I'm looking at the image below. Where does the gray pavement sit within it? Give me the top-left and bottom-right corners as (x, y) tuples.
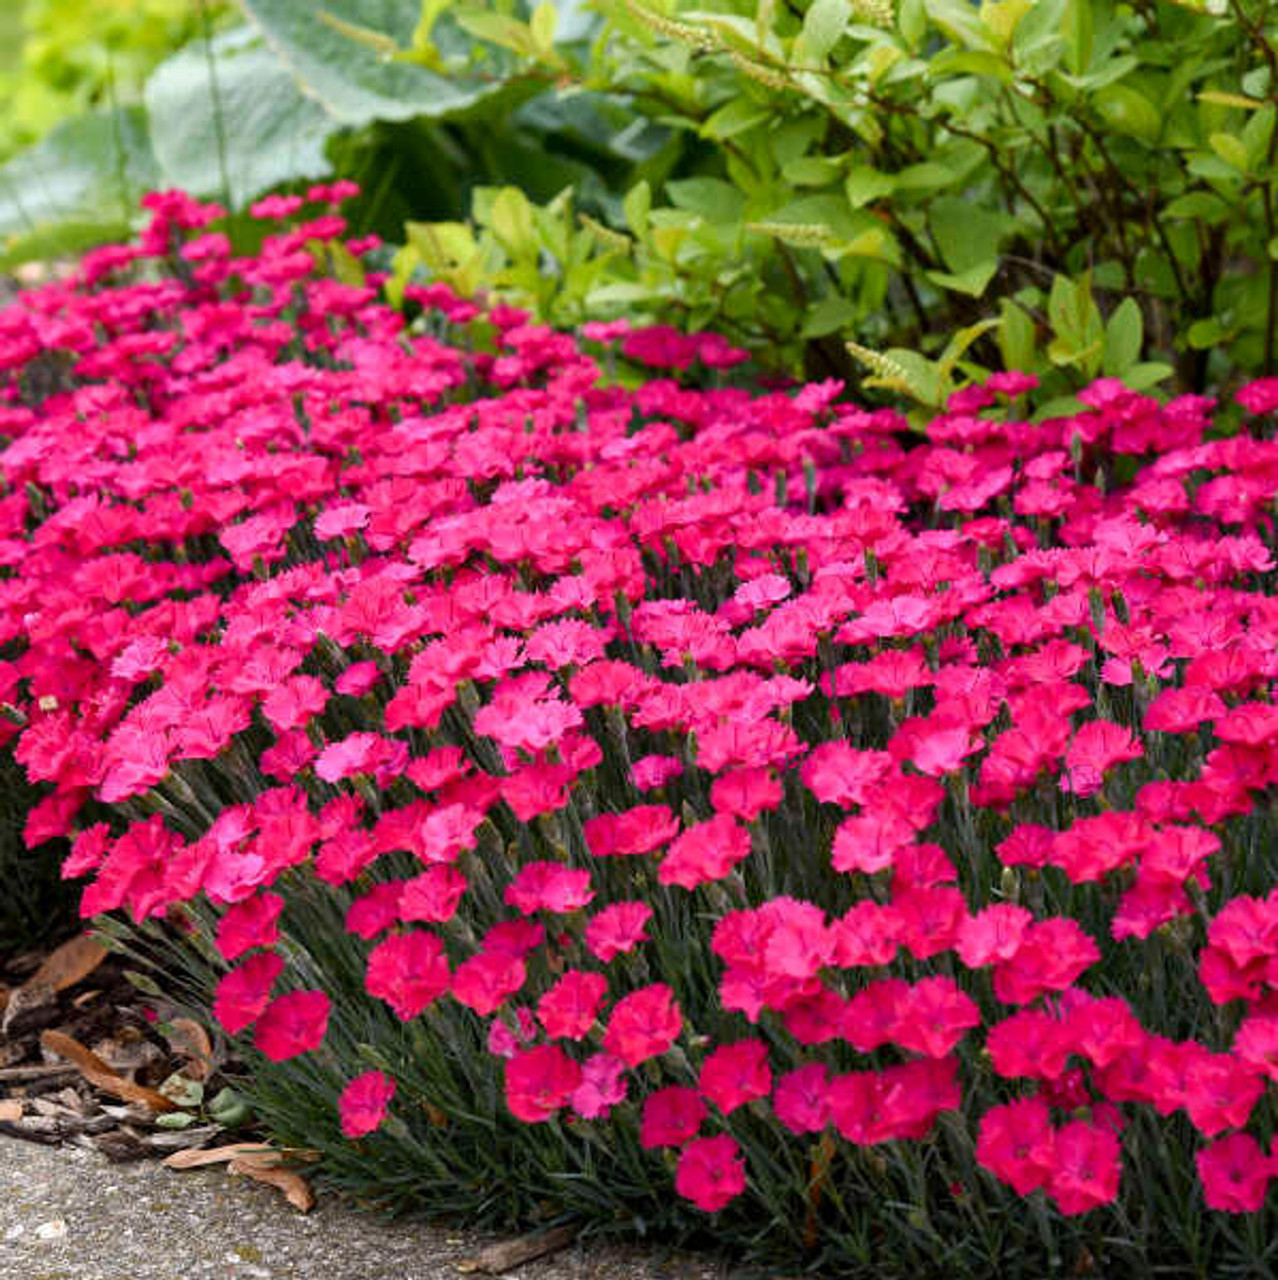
(0, 1136), (731, 1280)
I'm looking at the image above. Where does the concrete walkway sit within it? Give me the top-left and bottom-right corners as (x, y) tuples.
(0, 1136), (730, 1280)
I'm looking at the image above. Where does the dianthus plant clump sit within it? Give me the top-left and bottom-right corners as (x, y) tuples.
(4, 187), (1278, 1271)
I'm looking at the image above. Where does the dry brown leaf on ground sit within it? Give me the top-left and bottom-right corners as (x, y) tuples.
(39, 1030), (177, 1112)
(163, 1018), (214, 1081)
(227, 1153), (315, 1212)
(28, 935), (107, 994)
(1, 936), (107, 1038)
(162, 1142), (275, 1170)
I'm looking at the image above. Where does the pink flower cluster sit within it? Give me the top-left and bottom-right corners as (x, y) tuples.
(6, 188), (1278, 1221)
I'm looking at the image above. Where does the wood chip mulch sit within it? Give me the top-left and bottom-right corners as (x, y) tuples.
(0, 932), (232, 1163)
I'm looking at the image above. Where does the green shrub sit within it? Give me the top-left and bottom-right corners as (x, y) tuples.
(0, 1), (676, 275)
(376, 0), (1278, 401)
(8, 0), (1275, 401)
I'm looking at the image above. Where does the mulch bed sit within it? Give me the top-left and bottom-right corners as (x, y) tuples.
(0, 934), (234, 1162)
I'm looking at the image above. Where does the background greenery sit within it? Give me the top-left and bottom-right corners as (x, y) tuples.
(0, 0), (1271, 411)
(3, 0), (1274, 407)
(0, 1), (238, 158)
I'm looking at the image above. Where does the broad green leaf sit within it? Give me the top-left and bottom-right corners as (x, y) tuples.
(930, 196), (1014, 275)
(756, 0), (778, 42)
(1102, 297), (1143, 374)
(747, 220), (838, 248)
(794, 0), (851, 63)
(937, 317), (1000, 380)
(863, 44), (906, 86)
(0, 106), (158, 254)
(454, 11), (540, 58)
(666, 177), (745, 222)
(848, 341), (944, 407)
(761, 193), (870, 241)
(309, 238), (368, 287)
(772, 117), (828, 167)
(1093, 84), (1160, 144)
(893, 161), (960, 192)
(1209, 131), (1249, 171)
(929, 49), (1014, 81)
(624, 181), (652, 238)
(454, 6), (567, 68)
(207, 1087), (251, 1127)
(548, 0), (597, 43)
(406, 220), (478, 269)
(1243, 104), (1275, 168)
(783, 156), (845, 185)
(586, 281), (658, 307)
(1063, 0), (1092, 76)
(801, 294), (860, 337)
(513, 92), (666, 163)
(879, 348), (945, 406)
(1163, 191), (1232, 222)
(827, 226), (891, 262)
(145, 27), (340, 207)
(1187, 316), (1232, 347)
(386, 242), (419, 309)
(1123, 361), (1174, 390)
(1048, 334), (1103, 368)
(478, 129), (597, 205)
(650, 223), (689, 262)
(898, 0), (927, 48)
(998, 298), (1037, 372)
(1243, 66), (1271, 97)
(701, 97), (772, 140)
(1186, 152), (1245, 182)
(239, 0), (514, 125)
(1054, 53), (1138, 91)
(1011, 0), (1065, 64)
(405, 0), (451, 67)
(845, 167), (896, 207)
(980, 0), (1032, 46)
(926, 262), (999, 296)
(531, 1), (559, 52)
(1047, 273), (1085, 339)
(1047, 272), (1103, 372)
(925, 0), (996, 50)
(489, 187), (536, 254)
